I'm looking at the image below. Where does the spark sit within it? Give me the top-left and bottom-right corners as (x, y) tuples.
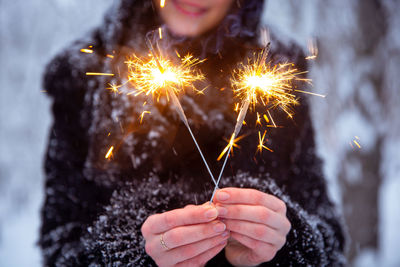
(217, 134), (246, 161)
(80, 48), (93, 54)
(139, 111), (151, 124)
(305, 55), (317, 60)
(353, 140), (361, 149)
(158, 27), (163, 39)
(294, 89), (325, 98)
(107, 83), (121, 94)
(267, 110), (277, 128)
(125, 54), (204, 100)
(86, 72), (114, 76)
(107, 54), (114, 59)
(351, 136), (362, 149)
(234, 103), (240, 112)
(160, 0), (165, 8)
(105, 146), (114, 159)
(256, 112), (262, 126)
(306, 38), (318, 60)
(257, 130), (273, 154)
(263, 114), (269, 123)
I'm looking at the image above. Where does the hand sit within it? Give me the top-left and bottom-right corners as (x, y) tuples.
(141, 203), (230, 267)
(214, 188), (291, 266)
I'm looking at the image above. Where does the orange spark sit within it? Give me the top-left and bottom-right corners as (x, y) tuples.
(86, 72), (114, 76)
(257, 130), (273, 154)
(217, 134), (246, 161)
(267, 110), (277, 128)
(158, 27), (163, 39)
(353, 140), (361, 149)
(139, 111), (151, 124)
(107, 83), (121, 94)
(80, 48), (93, 54)
(234, 103), (240, 113)
(256, 112), (262, 126)
(105, 146), (114, 159)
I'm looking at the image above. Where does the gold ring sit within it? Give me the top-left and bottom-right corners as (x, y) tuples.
(160, 233), (170, 250)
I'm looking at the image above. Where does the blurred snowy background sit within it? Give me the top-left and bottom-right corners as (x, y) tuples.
(0, 0), (399, 266)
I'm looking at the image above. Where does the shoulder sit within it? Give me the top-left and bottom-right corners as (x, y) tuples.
(268, 28), (307, 70)
(43, 29), (105, 100)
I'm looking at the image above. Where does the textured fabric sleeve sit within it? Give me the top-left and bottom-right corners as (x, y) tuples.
(80, 176), (196, 266)
(211, 173), (346, 267)
(39, 51), (116, 266)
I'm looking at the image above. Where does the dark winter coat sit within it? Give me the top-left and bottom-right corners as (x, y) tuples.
(39, 0), (346, 266)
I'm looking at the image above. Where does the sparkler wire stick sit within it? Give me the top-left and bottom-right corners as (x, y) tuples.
(209, 100), (249, 203)
(145, 37), (217, 186)
(168, 89), (217, 186)
(209, 45), (270, 203)
(210, 43), (276, 203)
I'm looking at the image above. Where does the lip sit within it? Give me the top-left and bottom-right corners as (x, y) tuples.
(172, 0), (208, 17)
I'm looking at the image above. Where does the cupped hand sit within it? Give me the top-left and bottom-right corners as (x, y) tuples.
(214, 188), (291, 267)
(141, 203), (230, 267)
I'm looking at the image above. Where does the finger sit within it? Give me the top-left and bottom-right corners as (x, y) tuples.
(230, 232), (278, 262)
(216, 204), (290, 234)
(155, 231), (230, 266)
(159, 220), (226, 249)
(215, 188), (287, 214)
(175, 239), (228, 267)
(224, 219), (285, 247)
(142, 204), (218, 235)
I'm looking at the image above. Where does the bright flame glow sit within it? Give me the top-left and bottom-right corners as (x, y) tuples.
(231, 49), (310, 118)
(125, 54), (204, 101)
(160, 0), (165, 8)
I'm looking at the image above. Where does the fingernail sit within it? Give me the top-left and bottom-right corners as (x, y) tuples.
(219, 239), (228, 246)
(216, 206), (228, 216)
(217, 191), (230, 201)
(213, 222), (226, 232)
(221, 230), (230, 238)
(205, 208), (218, 219)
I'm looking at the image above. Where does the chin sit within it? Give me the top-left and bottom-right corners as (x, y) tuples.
(168, 23), (203, 37)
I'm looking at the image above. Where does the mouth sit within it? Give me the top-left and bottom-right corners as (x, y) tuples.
(172, 0), (208, 17)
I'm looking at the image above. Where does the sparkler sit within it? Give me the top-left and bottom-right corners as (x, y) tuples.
(210, 45), (313, 202)
(124, 35), (218, 186)
(160, 0), (166, 8)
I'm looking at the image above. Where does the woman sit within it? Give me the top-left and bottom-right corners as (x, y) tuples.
(40, 0), (346, 266)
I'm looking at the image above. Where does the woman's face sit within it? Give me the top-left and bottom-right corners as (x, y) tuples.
(156, 0), (234, 37)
